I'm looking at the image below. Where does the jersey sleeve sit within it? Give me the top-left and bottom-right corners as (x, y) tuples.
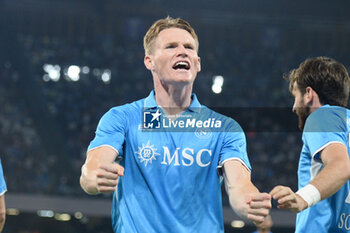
(303, 107), (348, 161)
(88, 107), (128, 156)
(217, 119), (251, 171)
(0, 159), (7, 195)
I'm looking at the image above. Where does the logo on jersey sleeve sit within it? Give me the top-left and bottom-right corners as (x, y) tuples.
(135, 141), (160, 166)
(346, 191), (350, 204)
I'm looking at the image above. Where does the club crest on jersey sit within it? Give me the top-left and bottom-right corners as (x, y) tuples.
(195, 128), (212, 139)
(135, 141), (160, 166)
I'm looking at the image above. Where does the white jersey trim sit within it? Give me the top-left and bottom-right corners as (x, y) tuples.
(311, 141), (345, 159)
(310, 141), (345, 180)
(310, 159), (323, 181)
(346, 192), (350, 204)
(0, 189), (7, 196)
(217, 157), (251, 172)
(87, 145), (120, 155)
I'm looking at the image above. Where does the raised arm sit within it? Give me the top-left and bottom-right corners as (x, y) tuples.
(223, 160), (271, 224)
(271, 143), (350, 212)
(80, 146), (124, 195)
(0, 194), (5, 232)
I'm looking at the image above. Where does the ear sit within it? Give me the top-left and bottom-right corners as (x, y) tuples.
(304, 86), (315, 105)
(196, 56), (201, 72)
(144, 55), (154, 71)
(304, 86), (323, 109)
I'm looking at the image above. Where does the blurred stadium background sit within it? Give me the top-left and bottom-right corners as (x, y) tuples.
(1, 0), (350, 232)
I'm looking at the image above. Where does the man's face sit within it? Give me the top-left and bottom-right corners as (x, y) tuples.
(292, 82), (310, 131)
(145, 28), (201, 86)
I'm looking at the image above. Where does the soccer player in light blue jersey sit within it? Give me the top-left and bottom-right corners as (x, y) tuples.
(80, 16), (271, 233)
(0, 159), (7, 232)
(270, 57), (350, 232)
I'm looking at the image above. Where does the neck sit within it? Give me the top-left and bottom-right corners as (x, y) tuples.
(308, 101), (322, 114)
(306, 89), (322, 114)
(153, 78), (193, 115)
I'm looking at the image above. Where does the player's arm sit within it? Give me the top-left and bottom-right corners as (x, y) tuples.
(0, 194), (5, 232)
(80, 146), (124, 195)
(223, 160), (271, 224)
(311, 143), (350, 198)
(271, 143), (350, 212)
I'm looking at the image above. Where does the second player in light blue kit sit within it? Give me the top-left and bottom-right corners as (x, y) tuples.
(0, 159), (7, 232)
(271, 57), (350, 232)
(80, 16), (271, 233)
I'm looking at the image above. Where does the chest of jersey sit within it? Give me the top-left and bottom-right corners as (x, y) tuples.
(125, 124), (221, 169)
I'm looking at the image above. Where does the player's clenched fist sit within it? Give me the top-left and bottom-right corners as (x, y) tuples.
(80, 146), (122, 195)
(96, 163), (124, 193)
(246, 193), (271, 224)
(270, 185), (308, 213)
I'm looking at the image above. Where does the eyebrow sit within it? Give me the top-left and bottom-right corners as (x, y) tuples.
(183, 42), (194, 48)
(164, 42), (195, 48)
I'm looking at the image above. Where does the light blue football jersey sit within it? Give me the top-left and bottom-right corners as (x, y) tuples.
(88, 91), (251, 233)
(0, 159), (7, 195)
(296, 105), (350, 233)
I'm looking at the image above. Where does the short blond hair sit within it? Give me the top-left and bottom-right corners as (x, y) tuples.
(143, 16), (199, 55)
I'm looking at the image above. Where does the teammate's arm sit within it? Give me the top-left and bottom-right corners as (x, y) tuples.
(271, 143), (350, 212)
(311, 143), (350, 199)
(223, 160), (271, 224)
(0, 194), (5, 232)
(80, 146), (124, 195)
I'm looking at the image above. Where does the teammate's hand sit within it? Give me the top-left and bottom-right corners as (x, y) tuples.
(96, 163), (124, 193)
(270, 185), (308, 213)
(246, 192), (271, 224)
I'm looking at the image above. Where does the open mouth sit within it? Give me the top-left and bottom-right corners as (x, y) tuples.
(172, 61), (190, 70)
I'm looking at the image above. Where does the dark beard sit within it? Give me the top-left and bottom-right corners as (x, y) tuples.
(297, 106), (310, 131)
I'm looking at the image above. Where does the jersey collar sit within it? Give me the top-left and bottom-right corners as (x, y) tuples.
(144, 90), (158, 109)
(144, 90), (202, 113)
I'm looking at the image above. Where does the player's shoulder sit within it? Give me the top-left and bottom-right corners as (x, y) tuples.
(305, 105), (348, 132)
(307, 105), (347, 123)
(98, 98), (145, 125)
(107, 98), (145, 115)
